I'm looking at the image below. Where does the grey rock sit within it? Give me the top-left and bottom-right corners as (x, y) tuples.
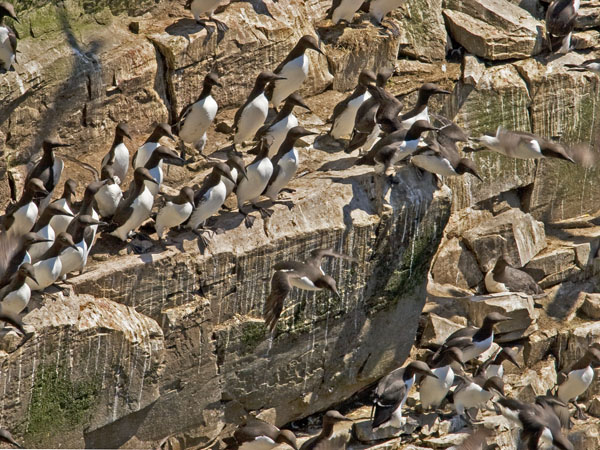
(421, 313), (466, 345)
(580, 294), (600, 320)
(431, 238), (483, 289)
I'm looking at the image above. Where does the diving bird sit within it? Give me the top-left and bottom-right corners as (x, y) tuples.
(186, 163), (236, 238)
(132, 123), (176, 170)
(565, 58), (600, 75)
(327, 0), (364, 24)
(94, 165), (123, 218)
(25, 137), (71, 212)
(110, 168), (158, 242)
(545, 0), (579, 53)
(155, 186), (195, 240)
(232, 418), (298, 450)
(233, 71), (285, 147)
(263, 126), (316, 201)
(254, 92), (312, 157)
(29, 204), (74, 262)
(26, 232), (77, 291)
(100, 122), (132, 185)
(49, 179), (77, 234)
(176, 72), (222, 160)
(0, 263), (37, 329)
(268, 35), (324, 110)
(399, 83), (451, 129)
(329, 70), (376, 140)
(143, 145), (186, 197)
(372, 361), (437, 429)
(188, 0), (229, 32)
(452, 375), (504, 422)
(299, 411), (351, 450)
(420, 346), (465, 410)
(557, 346), (600, 420)
(474, 128), (575, 162)
(1, 178), (48, 237)
(476, 347), (521, 379)
(0, 1), (18, 73)
(485, 256), (543, 295)
(264, 248), (356, 332)
(369, 0), (405, 25)
(236, 139), (274, 228)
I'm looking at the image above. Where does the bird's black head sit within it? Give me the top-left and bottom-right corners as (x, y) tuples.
(204, 72), (222, 88)
(316, 275), (339, 297)
(116, 123), (132, 140)
(0, 2), (18, 23)
(285, 92), (311, 112)
(358, 69), (377, 87)
(64, 179), (77, 196)
(134, 167), (158, 185)
(298, 35), (324, 55)
(376, 68), (394, 87)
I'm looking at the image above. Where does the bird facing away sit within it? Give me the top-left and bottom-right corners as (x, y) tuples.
(2, 178), (48, 237)
(299, 411), (351, 450)
(232, 418), (298, 450)
(264, 248), (356, 332)
(485, 256), (543, 296)
(49, 179), (77, 234)
(545, 0), (579, 53)
(0, 263), (37, 329)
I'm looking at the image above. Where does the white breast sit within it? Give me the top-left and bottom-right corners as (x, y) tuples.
(332, 0), (364, 23)
(27, 256), (62, 291)
(331, 92), (371, 139)
(102, 143), (130, 184)
(264, 149), (299, 201)
(191, 0), (222, 18)
(28, 225), (55, 263)
(454, 383), (492, 413)
(156, 201), (193, 238)
(485, 270), (508, 294)
(187, 181), (227, 230)
(420, 365), (454, 409)
(95, 184), (123, 218)
(266, 114), (298, 157)
(485, 364), (503, 379)
(235, 94), (269, 144)
(462, 333), (494, 362)
(0, 26), (15, 71)
(146, 165), (163, 197)
(9, 202), (38, 237)
(58, 240), (87, 277)
(49, 199), (74, 235)
(179, 96), (218, 144)
(557, 365), (594, 402)
(236, 158), (274, 207)
(110, 187), (155, 241)
(271, 54), (309, 108)
(514, 138), (543, 159)
(1, 283), (31, 316)
(133, 142), (160, 169)
(289, 275), (321, 291)
(412, 154), (457, 177)
(238, 437), (277, 450)
(369, 0), (404, 23)
(401, 107), (429, 128)
(362, 124), (381, 153)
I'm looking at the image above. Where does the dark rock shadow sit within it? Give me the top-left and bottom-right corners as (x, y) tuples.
(230, 0), (274, 17)
(313, 134), (348, 154)
(318, 156), (359, 172)
(165, 18), (226, 45)
(84, 401), (154, 448)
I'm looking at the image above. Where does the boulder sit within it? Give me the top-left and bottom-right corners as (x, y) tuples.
(353, 420), (403, 443)
(462, 208), (546, 271)
(523, 328), (558, 366)
(430, 238), (483, 289)
(443, 0), (544, 60)
(421, 313), (466, 345)
(575, 1), (600, 30)
(580, 294), (600, 320)
(509, 358), (557, 403)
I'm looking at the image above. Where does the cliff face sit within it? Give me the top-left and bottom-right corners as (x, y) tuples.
(0, 0), (599, 448)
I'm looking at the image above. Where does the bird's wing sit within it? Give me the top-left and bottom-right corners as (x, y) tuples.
(503, 267), (543, 295)
(326, 0), (343, 18)
(233, 98), (251, 132)
(175, 103), (193, 133)
(307, 248), (357, 266)
(264, 270), (295, 332)
(0, 231), (19, 282)
(372, 371), (406, 428)
(451, 428), (490, 450)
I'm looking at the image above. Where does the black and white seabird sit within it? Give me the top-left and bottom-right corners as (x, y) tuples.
(452, 375), (504, 422)
(476, 347), (520, 379)
(263, 248), (355, 332)
(263, 126), (316, 201)
(233, 72), (285, 147)
(299, 411), (351, 450)
(0, 263), (37, 328)
(436, 312), (511, 363)
(188, 0), (229, 32)
(110, 167), (158, 242)
(496, 394), (571, 431)
(485, 256), (543, 295)
(519, 400), (574, 450)
(100, 122), (132, 185)
(186, 163), (236, 236)
(177, 72), (222, 160)
(370, 84), (404, 134)
(0, 2), (18, 73)
(25, 137), (71, 212)
(420, 346), (465, 410)
(372, 361), (438, 429)
(155, 186), (195, 240)
(329, 70), (376, 140)
(61, 214), (105, 277)
(545, 0), (579, 53)
(29, 204), (74, 263)
(268, 35), (324, 110)
(369, 0), (405, 24)
(556, 346), (600, 420)
(410, 139), (482, 182)
(0, 232), (50, 288)
(254, 92), (311, 157)
(1, 178), (48, 237)
(95, 165), (123, 218)
(223, 154), (248, 201)
(49, 179), (77, 234)
(327, 0), (364, 24)
(26, 232), (77, 291)
(565, 58), (600, 75)
(232, 418), (298, 450)
(76, 180), (106, 263)
(475, 128), (575, 163)
(236, 139), (274, 228)
(143, 145), (185, 197)
(132, 123), (176, 170)
(399, 83), (451, 129)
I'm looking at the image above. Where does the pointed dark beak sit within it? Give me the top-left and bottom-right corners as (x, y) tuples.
(435, 89), (451, 95)
(166, 156), (186, 167)
(124, 132), (133, 140)
(298, 101), (312, 112)
(166, 131), (176, 141)
(236, 164), (248, 180)
(224, 170), (237, 184)
(273, 75), (287, 81)
(312, 45), (325, 55)
(91, 219), (108, 226)
(144, 175), (159, 185)
(215, 80), (223, 88)
(55, 143), (73, 148)
(420, 368), (439, 379)
(27, 272), (39, 285)
(36, 239), (53, 244)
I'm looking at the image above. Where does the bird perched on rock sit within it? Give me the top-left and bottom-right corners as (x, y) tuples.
(187, 0), (229, 32)
(254, 92), (311, 157)
(268, 35), (324, 110)
(155, 186), (195, 240)
(556, 346), (600, 420)
(264, 248), (356, 332)
(0, 2), (18, 73)
(143, 146), (186, 197)
(565, 58), (600, 75)
(29, 204), (74, 262)
(60, 215), (105, 277)
(476, 346), (521, 379)
(230, 418), (298, 450)
(327, 0), (364, 24)
(329, 70), (376, 141)
(263, 126), (316, 202)
(1, 178), (48, 237)
(94, 166), (123, 218)
(372, 361), (438, 429)
(485, 256), (543, 296)
(452, 375), (504, 422)
(300, 411), (351, 450)
(473, 128), (575, 163)
(49, 179), (77, 234)
(518, 399), (574, 450)
(0, 263), (37, 329)
(545, 0), (579, 53)
(420, 346), (465, 410)
(133, 123), (176, 171)
(233, 72), (285, 148)
(176, 72), (222, 160)
(100, 122), (132, 185)
(26, 232), (77, 291)
(398, 83), (450, 130)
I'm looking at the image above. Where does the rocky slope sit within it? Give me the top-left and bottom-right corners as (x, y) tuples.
(0, 0), (599, 448)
